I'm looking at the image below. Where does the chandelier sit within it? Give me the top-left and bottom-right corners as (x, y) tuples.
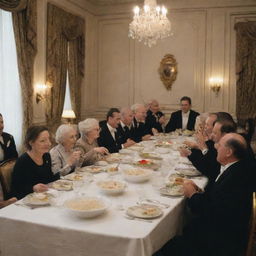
(128, 0), (171, 47)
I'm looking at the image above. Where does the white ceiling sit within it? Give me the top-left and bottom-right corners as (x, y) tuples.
(86, 0), (143, 5)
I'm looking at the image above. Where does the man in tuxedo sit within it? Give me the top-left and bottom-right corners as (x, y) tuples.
(98, 108), (134, 153)
(155, 133), (254, 256)
(117, 107), (136, 146)
(145, 99), (165, 135)
(165, 96), (199, 133)
(130, 103), (151, 142)
(0, 113), (18, 164)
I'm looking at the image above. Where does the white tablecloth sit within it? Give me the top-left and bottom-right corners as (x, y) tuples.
(0, 137), (207, 256)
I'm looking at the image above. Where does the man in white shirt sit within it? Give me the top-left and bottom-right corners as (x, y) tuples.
(165, 96), (199, 133)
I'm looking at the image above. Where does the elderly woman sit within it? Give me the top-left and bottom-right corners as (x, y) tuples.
(50, 124), (81, 176)
(74, 118), (109, 166)
(11, 126), (59, 199)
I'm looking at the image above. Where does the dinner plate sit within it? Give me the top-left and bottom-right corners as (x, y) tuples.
(97, 180), (126, 195)
(139, 152), (162, 160)
(126, 204), (163, 219)
(133, 159), (160, 171)
(63, 173), (84, 181)
(82, 166), (105, 174)
(175, 168), (201, 177)
(159, 186), (184, 197)
(23, 192), (52, 206)
(52, 180), (73, 191)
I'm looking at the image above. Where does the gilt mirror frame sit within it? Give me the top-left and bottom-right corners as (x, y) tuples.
(159, 54), (178, 90)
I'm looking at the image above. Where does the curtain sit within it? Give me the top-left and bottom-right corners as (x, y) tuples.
(0, 0), (37, 138)
(235, 21), (256, 121)
(46, 3), (85, 132)
(0, 10), (23, 152)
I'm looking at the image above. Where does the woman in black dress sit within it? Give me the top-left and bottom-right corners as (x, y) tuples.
(11, 126), (59, 199)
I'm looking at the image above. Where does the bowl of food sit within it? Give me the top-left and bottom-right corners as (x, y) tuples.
(52, 180), (73, 191)
(64, 196), (110, 218)
(97, 180), (126, 195)
(123, 168), (152, 183)
(134, 159), (160, 171)
(23, 192), (53, 206)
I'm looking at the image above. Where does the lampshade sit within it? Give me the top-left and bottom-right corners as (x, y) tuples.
(62, 109), (76, 119)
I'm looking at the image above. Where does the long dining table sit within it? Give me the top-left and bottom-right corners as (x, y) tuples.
(0, 135), (207, 256)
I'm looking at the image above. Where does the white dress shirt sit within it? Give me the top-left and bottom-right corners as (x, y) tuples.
(215, 161), (238, 181)
(107, 123), (117, 140)
(182, 110), (190, 130)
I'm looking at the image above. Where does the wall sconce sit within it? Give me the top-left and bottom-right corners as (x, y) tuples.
(209, 77), (223, 96)
(62, 109), (76, 124)
(35, 84), (50, 104)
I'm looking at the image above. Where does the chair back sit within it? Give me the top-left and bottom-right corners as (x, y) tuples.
(0, 159), (16, 200)
(245, 192), (256, 256)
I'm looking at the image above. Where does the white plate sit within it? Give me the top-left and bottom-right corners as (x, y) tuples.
(139, 152), (162, 160)
(175, 168), (201, 177)
(159, 186), (184, 197)
(97, 180), (126, 195)
(126, 204), (163, 219)
(123, 169), (152, 183)
(82, 166), (105, 174)
(63, 173), (85, 181)
(52, 180), (73, 191)
(64, 196), (110, 218)
(133, 159), (160, 171)
(23, 192), (52, 206)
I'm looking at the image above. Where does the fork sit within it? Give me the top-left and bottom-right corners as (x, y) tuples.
(124, 215), (152, 223)
(142, 199), (170, 208)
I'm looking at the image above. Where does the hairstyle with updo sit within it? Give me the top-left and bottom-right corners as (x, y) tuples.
(55, 124), (77, 144)
(24, 125), (49, 150)
(78, 118), (99, 136)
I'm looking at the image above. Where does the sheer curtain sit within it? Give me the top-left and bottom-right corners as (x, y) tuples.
(0, 10), (23, 152)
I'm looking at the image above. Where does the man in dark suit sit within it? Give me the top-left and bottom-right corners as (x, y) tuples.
(98, 108), (134, 153)
(117, 107), (136, 146)
(155, 133), (254, 256)
(165, 96), (199, 133)
(130, 104), (151, 142)
(145, 99), (165, 135)
(0, 113), (18, 164)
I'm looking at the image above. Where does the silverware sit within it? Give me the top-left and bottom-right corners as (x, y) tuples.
(142, 199), (170, 208)
(124, 215), (152, 223)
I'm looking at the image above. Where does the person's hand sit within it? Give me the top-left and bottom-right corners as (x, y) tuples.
(152, 128), (158, 135)
(67, 151), (81, 166)
(0, 197), (17, 209)
(179, 147), (192, 157)
(183, 180), (198, 198)
(94, 147), (109, 155)
(142, 134), (151, 141)
(159, 116), (166, 125)
(183, 140), (198, 149)
(33, 183), (48, 193)
(123, 139), (136, 148)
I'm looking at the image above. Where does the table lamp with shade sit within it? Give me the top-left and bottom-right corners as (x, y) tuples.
(62, 109), (76, 124)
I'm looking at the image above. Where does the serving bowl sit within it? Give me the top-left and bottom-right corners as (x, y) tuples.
(64, 196), (110, 218)
(97, 180), (126, 195)
(123, 168), (152, 183)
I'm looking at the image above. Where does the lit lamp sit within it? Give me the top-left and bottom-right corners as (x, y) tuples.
(209, 77), (223, 96)
(35, 84), (51, 104)
(62, 109), (76, 124)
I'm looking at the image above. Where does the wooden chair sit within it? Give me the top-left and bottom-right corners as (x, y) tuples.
(245, 192), (256, 256)
(0, 159), (16, 200)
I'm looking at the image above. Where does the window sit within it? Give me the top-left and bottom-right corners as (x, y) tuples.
(0, 10), (23, 152)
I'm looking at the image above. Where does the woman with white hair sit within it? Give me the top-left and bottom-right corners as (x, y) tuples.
(74, 118), (109, 166)
(50, 124), (81, 176)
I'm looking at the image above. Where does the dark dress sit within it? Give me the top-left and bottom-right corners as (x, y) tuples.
(11, 152), (59, 199)
(145, 110), (164, 135)
(0, 132), (18, 164)
(165, 110), (199, 133)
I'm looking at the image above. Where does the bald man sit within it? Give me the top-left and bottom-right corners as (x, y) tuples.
(156, 133), (254, 256)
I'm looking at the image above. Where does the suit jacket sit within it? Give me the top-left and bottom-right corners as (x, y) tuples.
(0, 132), (18, 164)
(188, 140), (220, 189)
(116, 123), (133, 144)
(145, 110), (164, 135)
(97, 123), (122, 153)
(165, 109), (199, 133)
(130, 118), (147, 143)
(183, 160), (254, 256)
